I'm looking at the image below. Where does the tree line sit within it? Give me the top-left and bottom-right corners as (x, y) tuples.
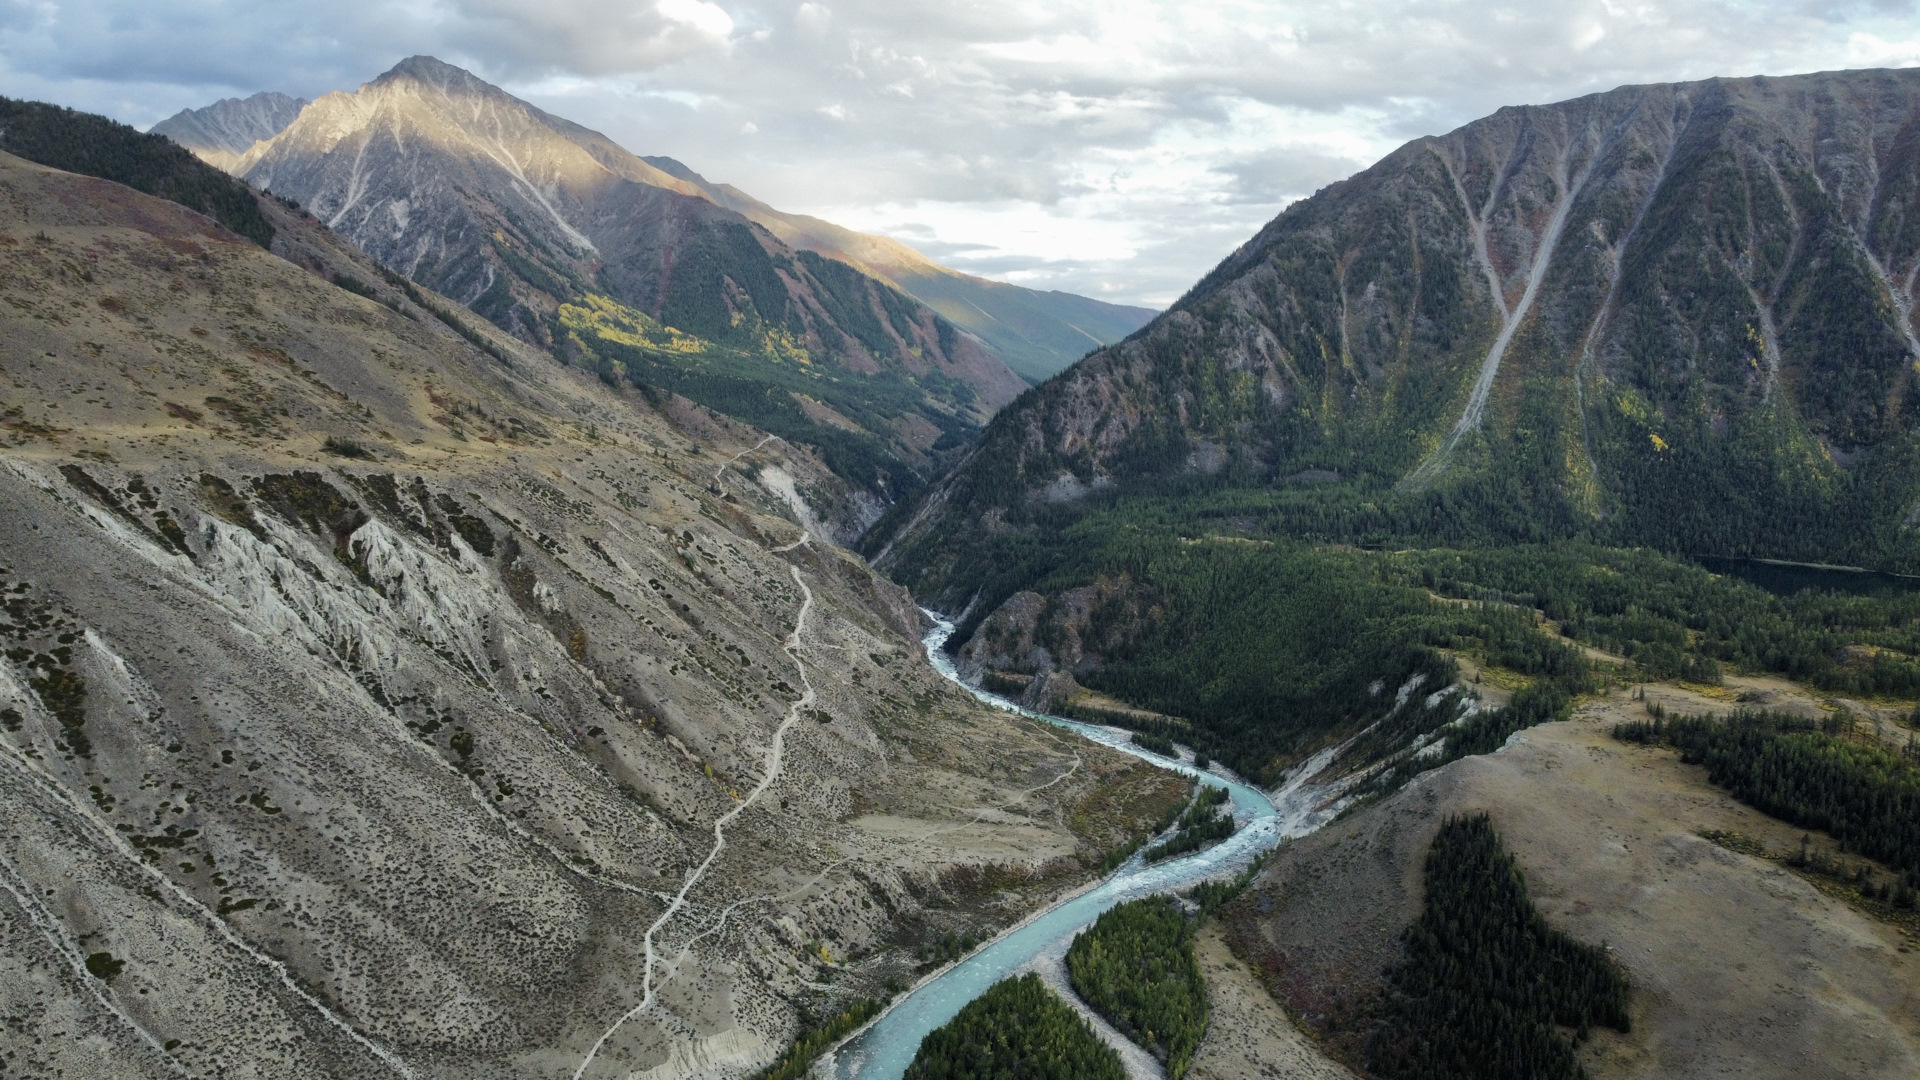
(1617, 707), (1920, 886)
(0, 97), (275, 248)
(1369, 813), (1631, 1080)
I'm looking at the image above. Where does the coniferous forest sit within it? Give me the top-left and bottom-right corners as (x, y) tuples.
(904, 973), (1125, 1080)
(923, 518), (1920, 795)
(1617, 709), (1920, 888)
(0, 97), (275, 247)
(1065, 895), (1210, 1078)
(1143, 786), (1235, 863)
(1368, 814), (1631, 1080)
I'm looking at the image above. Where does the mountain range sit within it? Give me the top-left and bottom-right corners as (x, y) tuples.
(150, 59), (1152, 531)
(157, 66), (1153, 387)
(10, 51), (1920, 1080)
(0, 112), (1179, 1076)
(630, 153), (1156, 384)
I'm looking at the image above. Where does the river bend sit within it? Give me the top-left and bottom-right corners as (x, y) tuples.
(825, 613), (1345, 1079)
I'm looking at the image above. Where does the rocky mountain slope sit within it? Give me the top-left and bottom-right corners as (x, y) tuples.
(879, 66), (1920, 585)
(225, 57), (1029, 532)
(0, 147), (1186, 1078)
(637, 156), (1156, 384)
(150, 92), (308, 173)
(158, 82), (1153, 388)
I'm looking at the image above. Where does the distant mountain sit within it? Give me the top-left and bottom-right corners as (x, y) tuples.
(880, 66), (1920, 593)
(149, 91), (307, 172)
(0, 96), (275, 247)
(228, 56), (1028, 534)
(640, 155), (1156, 383)
(158, 76), (1152, 388)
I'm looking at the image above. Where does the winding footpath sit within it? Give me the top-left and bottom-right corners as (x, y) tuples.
(572, 444), (816, 1079)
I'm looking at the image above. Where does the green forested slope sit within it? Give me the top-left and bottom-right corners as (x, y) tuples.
(873, 67), (1920, 785)
(934, 519), (1920, 783)
(905, 973), (1125, 1080)
(877, 68), (1920, 588)
(0, 97), (273, 247)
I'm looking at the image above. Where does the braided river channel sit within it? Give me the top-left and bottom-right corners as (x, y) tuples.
(824, 612), (1349, 1079)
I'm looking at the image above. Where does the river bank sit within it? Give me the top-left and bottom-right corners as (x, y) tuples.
(819, 613), (1350, 1080)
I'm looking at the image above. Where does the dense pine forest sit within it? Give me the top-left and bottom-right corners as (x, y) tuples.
(921, 507), (1920, 786)
(904, 973), (1125, 1080)
(1369, 814), (1632, 1080)
(1064, 895), (1210, 1078)
(1143, 785), (1234, 863)
(1617, 708), (1920, 892)
(0, 97), (274, 247)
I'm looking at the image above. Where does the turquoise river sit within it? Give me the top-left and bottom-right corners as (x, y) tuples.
(824, 612), (1347, 1079)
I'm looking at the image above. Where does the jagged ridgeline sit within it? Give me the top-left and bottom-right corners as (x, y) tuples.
(0, 97), (273, 248)
(1368, 814), (1631, 1080)
(878, 67), (1920, 580)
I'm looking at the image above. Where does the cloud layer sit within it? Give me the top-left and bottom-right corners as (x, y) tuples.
(6, 0), (1919, 305)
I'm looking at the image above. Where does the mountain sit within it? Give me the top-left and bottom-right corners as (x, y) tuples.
(150, 79), (1154, 388)
(149, 91), (308, 172)
(226, 56), (1029, 535)
(0, 96), (275, 247)
(880, 67), (1920, 590)
(863, 67), (1920, 797)
(0, 119), (1185, 1075)
(639, 155), (1157, 383)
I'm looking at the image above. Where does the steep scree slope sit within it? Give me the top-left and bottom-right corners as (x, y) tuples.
(0, 151), (1184, 1078)
(880, 67), (1920, 590)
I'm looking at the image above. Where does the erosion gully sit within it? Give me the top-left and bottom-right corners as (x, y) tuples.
(823, 611), (1348, 1079)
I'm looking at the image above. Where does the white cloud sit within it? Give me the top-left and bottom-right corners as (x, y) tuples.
(6, 0), (1920, 305)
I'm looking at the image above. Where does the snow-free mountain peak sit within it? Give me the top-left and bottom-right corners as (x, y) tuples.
(149, 90), (308, 172)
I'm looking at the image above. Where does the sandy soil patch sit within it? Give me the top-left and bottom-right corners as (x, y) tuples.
(1189, 923), (1353, 1080)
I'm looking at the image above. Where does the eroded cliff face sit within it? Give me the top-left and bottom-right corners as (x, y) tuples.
(881, 67), (1920, 597)
(0, 152), (1185, 1078)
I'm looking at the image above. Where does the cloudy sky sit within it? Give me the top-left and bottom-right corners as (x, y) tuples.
(5, 2), (1920, 306)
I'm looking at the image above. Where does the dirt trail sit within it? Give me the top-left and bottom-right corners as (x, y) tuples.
(572, 536), (816, 1079)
